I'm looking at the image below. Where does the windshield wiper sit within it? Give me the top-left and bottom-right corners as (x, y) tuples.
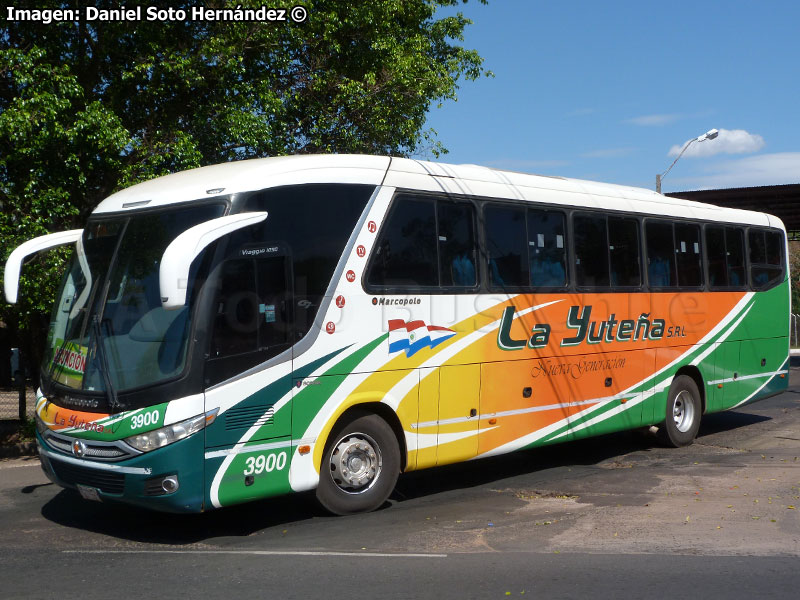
(91, 315), (120, 412)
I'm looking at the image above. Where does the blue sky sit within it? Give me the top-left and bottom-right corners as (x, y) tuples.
(423, 0), (800, 193)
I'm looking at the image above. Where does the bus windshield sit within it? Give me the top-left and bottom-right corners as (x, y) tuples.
(41, 203), (225, 396)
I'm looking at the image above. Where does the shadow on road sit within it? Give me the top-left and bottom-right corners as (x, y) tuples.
(697, 410), (771, 437)
(395, 408), (772, 503)
(40, 488), (324, 544)
(35, 408), (772, 544)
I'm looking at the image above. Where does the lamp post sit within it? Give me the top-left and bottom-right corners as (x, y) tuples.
(656, 128), (719, 194)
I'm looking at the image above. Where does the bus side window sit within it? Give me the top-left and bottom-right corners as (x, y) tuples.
(645, 221), (676, 288)
(574, 214), (610, 288)
(706, 226), (727, 288)
(725, 227), (746, 288)
(707, 226), (746, 289)
(608, 217), (641, 287)
(528, 209), (567, 288)
(366, 197), (437, 287)
(675, 223), (702, 288)
(749, 229), (785, 290)
(438, 200), (477, 288)
(484, 205), (527, 289)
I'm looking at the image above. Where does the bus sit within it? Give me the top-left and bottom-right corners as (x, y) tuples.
(3, 155), (790, 514)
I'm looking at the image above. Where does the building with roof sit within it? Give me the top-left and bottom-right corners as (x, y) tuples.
(667, 184), (800, 239)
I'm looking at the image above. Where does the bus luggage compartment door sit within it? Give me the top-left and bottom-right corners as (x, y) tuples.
(436, 364), (480, 466)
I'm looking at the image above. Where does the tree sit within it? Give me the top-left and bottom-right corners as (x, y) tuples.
(0, 0), (490, 374)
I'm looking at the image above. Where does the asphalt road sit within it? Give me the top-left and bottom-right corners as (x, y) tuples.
(1, 372), (799, 599)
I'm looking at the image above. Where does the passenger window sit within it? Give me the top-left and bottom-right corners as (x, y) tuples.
(749, 229), (785, 290)
(707, 226), (746, 289)
(438, 201), (477, 287)
(574, 214), (609, 288)
(646, 221), (677, 288)
(527, 209), (567, 288)
(706, 226), (727, 287)
(608, 217), (641, 287)
(725, 227), (746, 288)
(367, 197), (438, 287)
(485, 205), (527, 288)
(367, 195), (477, 290)
(675, 223), (702, 288)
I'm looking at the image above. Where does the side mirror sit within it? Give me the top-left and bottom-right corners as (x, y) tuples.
(159, 212), (268, 309)
(4, 229), (83, 303)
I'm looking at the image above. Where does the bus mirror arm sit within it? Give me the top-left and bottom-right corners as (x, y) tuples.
(3, 229), (84, 304)
(159, 211), (268, 310)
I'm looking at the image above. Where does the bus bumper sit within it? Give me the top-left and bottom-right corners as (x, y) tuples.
(36, 430), (206, 513)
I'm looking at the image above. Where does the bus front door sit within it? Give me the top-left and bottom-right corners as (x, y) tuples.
(204, 247), (294, 448)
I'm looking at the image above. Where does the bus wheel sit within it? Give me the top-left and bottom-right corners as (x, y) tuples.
(659, 375), (701, 447)
(316, 413), (400, 515)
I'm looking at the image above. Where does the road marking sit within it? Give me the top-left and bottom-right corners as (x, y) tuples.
(63, 549), (447, 558)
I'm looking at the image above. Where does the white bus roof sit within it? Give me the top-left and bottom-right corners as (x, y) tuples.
(93, 154), (779, 229)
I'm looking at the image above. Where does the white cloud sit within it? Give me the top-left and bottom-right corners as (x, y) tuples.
(668, 128), (765, 158)
(671, 152), (800, 189)
(626, 113), (682, 126)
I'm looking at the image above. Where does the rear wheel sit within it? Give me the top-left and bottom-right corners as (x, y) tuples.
(658, 375), (702, 447)
(316, 413), (400, 515)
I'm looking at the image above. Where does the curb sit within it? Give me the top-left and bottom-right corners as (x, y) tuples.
(0, 442), (37, 459)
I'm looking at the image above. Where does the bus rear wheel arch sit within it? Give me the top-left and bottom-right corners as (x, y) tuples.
(658, 374), (702, 447)
(316, 412), (401, 515)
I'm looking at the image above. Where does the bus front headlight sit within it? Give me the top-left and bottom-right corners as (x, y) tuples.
(125, 409), (218, 453)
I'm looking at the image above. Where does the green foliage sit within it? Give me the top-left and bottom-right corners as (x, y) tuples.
(20, 417), (36, 441)
(0, 0), (490, 368)
(789, 241), (800, 318)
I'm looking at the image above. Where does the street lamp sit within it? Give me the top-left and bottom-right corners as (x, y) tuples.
(656, 128), (719, 194)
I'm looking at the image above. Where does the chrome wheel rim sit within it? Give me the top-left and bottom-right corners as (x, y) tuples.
(328, 432), (382, 494)
(673, 390), (695, 433)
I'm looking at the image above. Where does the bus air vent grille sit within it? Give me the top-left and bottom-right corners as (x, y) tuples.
(224, 405), (275, 430)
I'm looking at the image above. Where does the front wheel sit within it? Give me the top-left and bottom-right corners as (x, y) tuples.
(316, 413), (400, 515)
(658, 375), (702, 447)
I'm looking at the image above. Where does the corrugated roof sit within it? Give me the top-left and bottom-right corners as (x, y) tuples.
(667, 183), (800, 232)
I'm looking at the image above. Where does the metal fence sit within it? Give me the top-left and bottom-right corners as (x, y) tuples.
(0, 386), (35, 421)
(0, 346), (36, 421)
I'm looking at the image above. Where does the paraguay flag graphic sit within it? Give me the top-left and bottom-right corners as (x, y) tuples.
(387, 319), (456, 357)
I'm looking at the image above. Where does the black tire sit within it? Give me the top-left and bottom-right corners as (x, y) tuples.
(658, 375), (702, 447)
(316, 413), (400, 515)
